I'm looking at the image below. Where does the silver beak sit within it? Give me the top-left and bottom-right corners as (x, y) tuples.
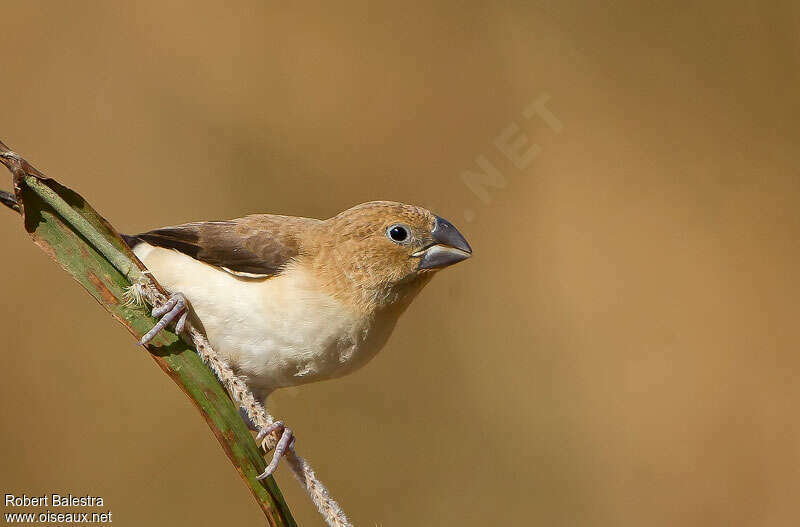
(415, 215), (472, 270)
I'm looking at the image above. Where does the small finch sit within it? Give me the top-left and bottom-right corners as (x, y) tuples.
(124, 200), (471, 474)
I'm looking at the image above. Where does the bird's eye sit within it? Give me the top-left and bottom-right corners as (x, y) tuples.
(387, 224), (410, 244)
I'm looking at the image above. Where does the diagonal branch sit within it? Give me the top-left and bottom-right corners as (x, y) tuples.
(1, 139), (354, 527)
(0, 140), (296, 526)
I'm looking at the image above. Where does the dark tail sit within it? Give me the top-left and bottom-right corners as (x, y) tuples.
(0, 190), (20, 213)
(120, 233), (141, 248)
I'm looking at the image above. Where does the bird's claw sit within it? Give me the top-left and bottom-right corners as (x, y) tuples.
(138, 292), (188, 345)
(256, 421), (295, 479)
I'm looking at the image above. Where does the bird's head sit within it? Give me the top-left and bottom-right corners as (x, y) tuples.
(309, 201), (472, 312)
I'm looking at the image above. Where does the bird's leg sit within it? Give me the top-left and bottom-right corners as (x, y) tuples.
(139, 290), (296, 476)
(138, 292), (189, 345)
(255, 421), (296, 479)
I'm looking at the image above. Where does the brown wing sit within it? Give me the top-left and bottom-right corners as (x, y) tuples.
(126, 214), (320, 276)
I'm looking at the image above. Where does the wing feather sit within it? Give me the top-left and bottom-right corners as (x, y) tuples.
(125, 215), (320, 277)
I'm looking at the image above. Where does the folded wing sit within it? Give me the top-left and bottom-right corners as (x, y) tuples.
(124, 215), (320, 277)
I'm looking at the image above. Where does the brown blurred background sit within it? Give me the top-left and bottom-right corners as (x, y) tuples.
(1, 1), (799, 526)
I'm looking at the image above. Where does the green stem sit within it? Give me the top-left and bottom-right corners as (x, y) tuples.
(3, 149), (297, 526)
(23, 175), (144, 282)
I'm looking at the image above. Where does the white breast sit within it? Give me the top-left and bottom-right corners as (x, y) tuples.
(133, 243), (388, 399)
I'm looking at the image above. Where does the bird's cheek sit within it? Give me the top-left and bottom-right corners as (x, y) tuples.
(404, 260), (422, 278)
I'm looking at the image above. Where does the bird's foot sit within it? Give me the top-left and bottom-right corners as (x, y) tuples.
(138, 292), (188, 345)
(255, 421), (296, 479)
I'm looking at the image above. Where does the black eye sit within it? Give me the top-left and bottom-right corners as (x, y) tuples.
(387, 224), (410, 243)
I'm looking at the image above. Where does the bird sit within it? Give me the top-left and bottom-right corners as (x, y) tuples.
(122, 200), (472, 475)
